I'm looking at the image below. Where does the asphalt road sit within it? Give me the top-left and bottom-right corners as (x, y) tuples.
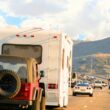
(47, 86), (110, 110)
(1, 87), (110, 110)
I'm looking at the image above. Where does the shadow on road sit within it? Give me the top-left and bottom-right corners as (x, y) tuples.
(46, 106), (66, 110)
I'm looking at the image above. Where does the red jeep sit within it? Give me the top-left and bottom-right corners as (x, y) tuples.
(0, 55), (45, 110)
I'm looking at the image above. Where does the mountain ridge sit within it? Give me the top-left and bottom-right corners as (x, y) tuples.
(73, 37), (110, 58)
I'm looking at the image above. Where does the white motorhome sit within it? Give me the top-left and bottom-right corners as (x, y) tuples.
(1, 28), (73, 107)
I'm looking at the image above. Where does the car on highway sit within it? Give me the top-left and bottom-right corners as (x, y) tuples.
(102, 81), (107, 87)
(93, 80), (103, 89)
(73, 83), (93, 97)
(108, 83), (110, 89)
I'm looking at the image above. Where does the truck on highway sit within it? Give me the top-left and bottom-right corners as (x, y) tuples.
(1, 28), (73, 108)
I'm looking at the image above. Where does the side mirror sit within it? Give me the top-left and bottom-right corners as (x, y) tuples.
(40, 70), (45, 77)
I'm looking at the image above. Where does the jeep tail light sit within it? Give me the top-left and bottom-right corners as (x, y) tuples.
(24, 84), (30, 91)
(48, 83), (58, 89)
(14, 83), (32, 100)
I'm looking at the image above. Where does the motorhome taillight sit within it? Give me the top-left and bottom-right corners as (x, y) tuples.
(48, 83), (58, 89)
(16, 34), (20, 37)
(23, 35), (27, 37)
(53, 36), (58, 38)
(31, 35), (35, 37)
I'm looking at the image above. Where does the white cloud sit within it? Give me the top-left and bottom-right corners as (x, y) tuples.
(2, 0), (66, 17)
(20, 18), (50, 29)
(0, 16), (8, 28)
(0, 16), (18, 29)
(60, 0), (110, 40)
(0, 0), (110, 41)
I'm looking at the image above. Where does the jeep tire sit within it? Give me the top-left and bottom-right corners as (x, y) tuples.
(40, 96), (46, 110)
(32, 98), (40, 110)
(0, 69), (21, 98)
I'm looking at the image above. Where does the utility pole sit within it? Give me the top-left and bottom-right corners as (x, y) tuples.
(90, 55), (93, 75)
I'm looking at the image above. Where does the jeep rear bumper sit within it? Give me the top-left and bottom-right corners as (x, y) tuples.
(0, 99), (32, 105)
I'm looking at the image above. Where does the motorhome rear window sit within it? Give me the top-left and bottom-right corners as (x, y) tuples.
(2, 44), (42, 64)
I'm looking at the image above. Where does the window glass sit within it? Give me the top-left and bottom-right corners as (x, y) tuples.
(2, 44), (42, 64)
(0, 57), (27, 79)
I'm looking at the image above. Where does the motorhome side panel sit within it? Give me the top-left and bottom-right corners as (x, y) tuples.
(59, 35), (73, 107)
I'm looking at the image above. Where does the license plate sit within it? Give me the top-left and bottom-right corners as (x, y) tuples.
(81, 89), (85, 91)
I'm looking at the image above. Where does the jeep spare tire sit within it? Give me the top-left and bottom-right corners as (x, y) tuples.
(0, 70), (21, 98)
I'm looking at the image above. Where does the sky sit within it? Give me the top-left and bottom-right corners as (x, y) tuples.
(0, 0), (110, 41)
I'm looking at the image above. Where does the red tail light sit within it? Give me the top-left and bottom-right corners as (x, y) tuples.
(48, 83), (58, 89)
(75, 86), (80, 89)
(31, 35), (35, 37)
(53, 36), (58, 39)
(16, 34), (20, 37)
(87, 87), (91, 89)
(23, 35), (27, 37)
(14, 83), (33, 100)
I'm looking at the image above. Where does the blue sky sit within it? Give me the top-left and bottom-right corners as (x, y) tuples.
(6, 16), (23, 26)
(0, 0), (110, 41)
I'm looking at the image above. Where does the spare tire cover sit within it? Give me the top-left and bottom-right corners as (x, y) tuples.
(0, 70), (21, 98)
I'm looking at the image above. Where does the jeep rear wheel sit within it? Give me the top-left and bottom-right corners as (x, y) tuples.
(40, 96), (46, 110)
(28, 98), (40, 110)
(0, 70), (21, 98)
(32, 98), (40, 110)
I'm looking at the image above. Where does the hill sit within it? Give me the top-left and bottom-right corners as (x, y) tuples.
(73, 37), (110, 77)
(73, 37), (110, 58)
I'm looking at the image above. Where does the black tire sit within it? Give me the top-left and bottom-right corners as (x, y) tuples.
(73, 92), (76, 96)
(30, 89), (44, 110)
(39, 83), (46, 110)
(33, 99), (40, 110)
(89, 94), (93, 97)
(0, 69), (21, 98)
(28, 99), (40, 110)
(40, 96), (46, 110)
(39, 83), (45, 97)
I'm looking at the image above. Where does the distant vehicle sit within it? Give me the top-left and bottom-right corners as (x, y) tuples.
(82, 80), (89, 85)
(93, 80), (103, 89)
(102, 81), (107, 87)
(109, 84), (110, 89)
(71, 73), (77, 88)
(73, 83), (93, 97)
(108, 79), (110, 89)
(74, 80), (83, 86)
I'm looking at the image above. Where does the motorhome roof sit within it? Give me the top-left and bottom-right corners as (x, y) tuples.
(16, 28), (62, 36)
